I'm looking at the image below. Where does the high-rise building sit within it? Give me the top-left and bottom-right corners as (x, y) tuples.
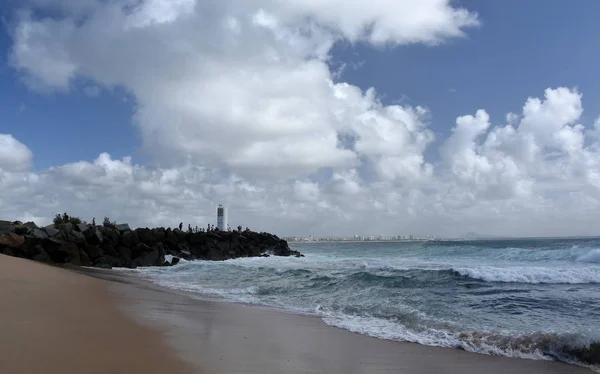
(216, 204), (227, 231)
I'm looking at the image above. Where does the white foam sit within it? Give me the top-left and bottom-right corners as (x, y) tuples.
(320, 312), (567, 362)
(453, 265), (600, 284)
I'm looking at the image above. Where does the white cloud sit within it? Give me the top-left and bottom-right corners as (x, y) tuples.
(0, 134), (33, 172)
(6, 1), (600, 238)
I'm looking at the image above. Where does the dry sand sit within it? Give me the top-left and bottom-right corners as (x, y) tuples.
(0, 254), (593, 373)
(0, 255), (192, 374)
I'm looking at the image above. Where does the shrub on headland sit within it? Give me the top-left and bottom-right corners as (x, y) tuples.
(53, 212), (82, 225)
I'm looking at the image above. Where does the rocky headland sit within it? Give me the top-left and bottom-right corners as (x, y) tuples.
(0, 220), (302, 269)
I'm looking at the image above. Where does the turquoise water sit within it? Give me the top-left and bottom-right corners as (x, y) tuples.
(134, 239), (600, 367)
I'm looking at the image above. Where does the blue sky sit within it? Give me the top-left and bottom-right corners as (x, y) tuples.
(2, 0), (600, 237)
(3, 0), (599, 170)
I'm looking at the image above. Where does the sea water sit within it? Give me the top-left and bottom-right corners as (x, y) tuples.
(132, 238), (600, 368)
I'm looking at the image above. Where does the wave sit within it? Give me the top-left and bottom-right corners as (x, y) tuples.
(452, 266), (600, 284)
(149, 257), (600, 285)
(321, 312), (600, 369)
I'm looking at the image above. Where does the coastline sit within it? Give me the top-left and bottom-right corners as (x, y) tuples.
(0, 254), (593, 373)
(86, 266), (594, 373)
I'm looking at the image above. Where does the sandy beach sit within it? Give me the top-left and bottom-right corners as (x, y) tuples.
(0, 254), (593, 374)
(0, 255), (192, 374)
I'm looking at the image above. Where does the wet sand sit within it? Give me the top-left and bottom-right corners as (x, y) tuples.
(0, 254), (593, 373)
(95, 269), (594, 374)
(0, 255), (192, 374)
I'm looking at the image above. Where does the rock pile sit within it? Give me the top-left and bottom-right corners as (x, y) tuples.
(0, 220), (302, 269)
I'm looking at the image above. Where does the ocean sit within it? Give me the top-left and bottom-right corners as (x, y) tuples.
(132, 238), (600, 369)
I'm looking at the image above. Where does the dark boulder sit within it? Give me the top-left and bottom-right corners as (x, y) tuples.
(136, 228), (157, 243)
(0, 233), (25, 248)
(99, 226), (120, 246)
(0, 222), (15, 235)
(31, 228), (49, 241)
(56, 223), (74, 235)
(23, 221), (38, 229)
(14, 224), (29, 235)
(95, 255), (124, 268)
(84, 244), (102, 260)
(79, 250), (92, 266)
(115, 223), (130, 232)
(52, 242), (81, 265)
(74, 223), (90, 233)
(32, 247), (52, 263)
(118, 246), (132, 263)
(100, 242), (119, 258)
(171, 228), (187, 243)
(121, 230), (139, 247)
(153, 228), (166, 241)
(84, 227), (103, 245)
(131, 242), (153, 259)
(44, 226), (61, 238)
(68, 231), (87, 246)
(189, 233), (207, 246)
(133, 248), (160, 267)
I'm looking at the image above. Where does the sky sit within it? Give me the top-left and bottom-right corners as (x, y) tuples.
(1, 0), (600, 238)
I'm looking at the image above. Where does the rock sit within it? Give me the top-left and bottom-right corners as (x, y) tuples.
(100, 243), (119, 257)
(79, 250), (92, 266)
(170, 257), (180, 266)
(131, 242), (153, 257)
(31, 228), (49, 240)
(32, 248), (52, 263)
(23, 221), (38, 229)
(22, 238), (43, 257)
(189, 233), (207, 246)
(56, 223), (73, 235)
(74, 223), (90, 233)
(84, 227), (103, 245)
(176, 249), (194, 261)
(153, 228), (166, 241)
(171, 228), (187, 243)
(100, 226), (119, 246)
(55, 242), (81, 265)
(94, 255), (123, 268)
(95, 263), (112, 269)
(68, 231), (87, 246)
(136, 228), (156, 243)
(84, 244), (102, 260)
(0, 247), (15, 257)
(0, 222), (15, 235)
(121, 230), (139, 247)
(44, 227), (61, 238)
(118, 246), (132, 263)
(0, 233), (25, 248)
(133, 248), (159, 267)
(14, 224), (29, 235)
(115, 223), (130, 232)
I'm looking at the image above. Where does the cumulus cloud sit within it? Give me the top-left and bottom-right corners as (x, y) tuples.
(0, 134), (33, 172)
(5, 0), (600, 237)
(9, 0), (475, 179)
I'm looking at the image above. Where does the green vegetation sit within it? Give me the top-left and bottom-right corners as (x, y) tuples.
(53, 212), (82, 225)
(103, 216), (116, 229)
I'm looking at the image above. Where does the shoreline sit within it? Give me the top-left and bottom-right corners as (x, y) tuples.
(87, 266), (594, 373)
(0, 254), (594, 373)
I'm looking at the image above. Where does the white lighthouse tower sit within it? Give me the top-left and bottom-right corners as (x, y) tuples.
(216, 204), (227, 231)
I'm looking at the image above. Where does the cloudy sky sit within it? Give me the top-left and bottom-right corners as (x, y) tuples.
(1, 0), (600, 238)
